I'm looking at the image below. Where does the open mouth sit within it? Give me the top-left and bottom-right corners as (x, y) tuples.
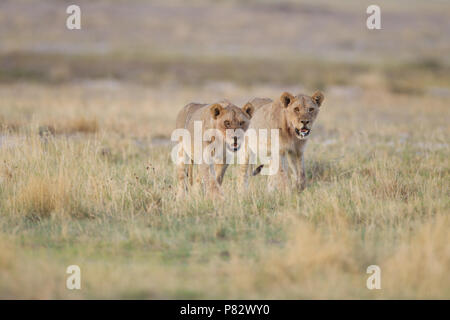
(295, 127), (310, 138)
(226, 144), (241, 152)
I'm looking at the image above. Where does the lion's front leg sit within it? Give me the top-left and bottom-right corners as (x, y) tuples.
(238, 146), (252, 191)
(294, 152), (306, 191)
(287, 150), (298, 181)
(267, 153), (289, 192)
(214, 163), (229, 186)
(199, 163), (224, 199)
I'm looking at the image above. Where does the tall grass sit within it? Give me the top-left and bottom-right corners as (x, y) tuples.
(0, 82), (448, 298)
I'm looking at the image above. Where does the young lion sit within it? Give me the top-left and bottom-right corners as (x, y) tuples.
(175, 100), (254, 199)
(239, 91), (324, 192)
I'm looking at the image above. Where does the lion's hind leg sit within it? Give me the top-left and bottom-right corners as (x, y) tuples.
(187, 160), (194, 186)
(176, 145), (189, 200)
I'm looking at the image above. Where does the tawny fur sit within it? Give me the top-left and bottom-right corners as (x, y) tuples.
(175, 100), (254, 199)
(239, 91), (324, 192)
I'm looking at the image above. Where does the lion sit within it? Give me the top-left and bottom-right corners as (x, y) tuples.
(239, 91), (324, 192)
(175, 100), (255, 199)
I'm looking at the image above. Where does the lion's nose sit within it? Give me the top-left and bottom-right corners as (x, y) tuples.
(301, 120), (310, 125)
(233, 136), (238, 145)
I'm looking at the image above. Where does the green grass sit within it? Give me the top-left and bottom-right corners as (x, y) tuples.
(0, 104), (448, 298)
(0, 0), (449, 299)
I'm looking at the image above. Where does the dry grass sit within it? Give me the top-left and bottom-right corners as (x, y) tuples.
(0, 116), (21, 133)
(0, 0), (449, 300)
(13, 176), (65, 220)
(45, 117), (99, 135)
(0, 82), (448, 299)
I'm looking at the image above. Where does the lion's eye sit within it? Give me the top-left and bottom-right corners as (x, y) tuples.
(309, 108), (314, 112)
(294, 107), (300, 113)
(224, 120), (231, 128)
(239, 121), (245, 126)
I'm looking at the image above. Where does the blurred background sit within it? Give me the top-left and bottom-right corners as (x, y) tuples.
(0, 0), (448, 149)
(1, 0), (449, 92)
(0, 0), (449, 299)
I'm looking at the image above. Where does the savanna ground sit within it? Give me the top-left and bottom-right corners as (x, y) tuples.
(0, 0), (449, 299)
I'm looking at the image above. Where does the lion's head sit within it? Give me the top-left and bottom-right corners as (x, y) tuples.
(279, 91), (324, 140)
(209, 100), (254, 152)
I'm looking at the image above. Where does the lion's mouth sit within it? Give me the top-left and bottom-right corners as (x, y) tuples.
(295, 127), (310, 138)
(226, 144), (241, 152)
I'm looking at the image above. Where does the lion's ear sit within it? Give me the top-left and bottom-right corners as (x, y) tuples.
(209, 103), (223, 119)
(242, 102), (255, 118)
(311, 91), (324, 107)
(280, 92), (294, 108)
